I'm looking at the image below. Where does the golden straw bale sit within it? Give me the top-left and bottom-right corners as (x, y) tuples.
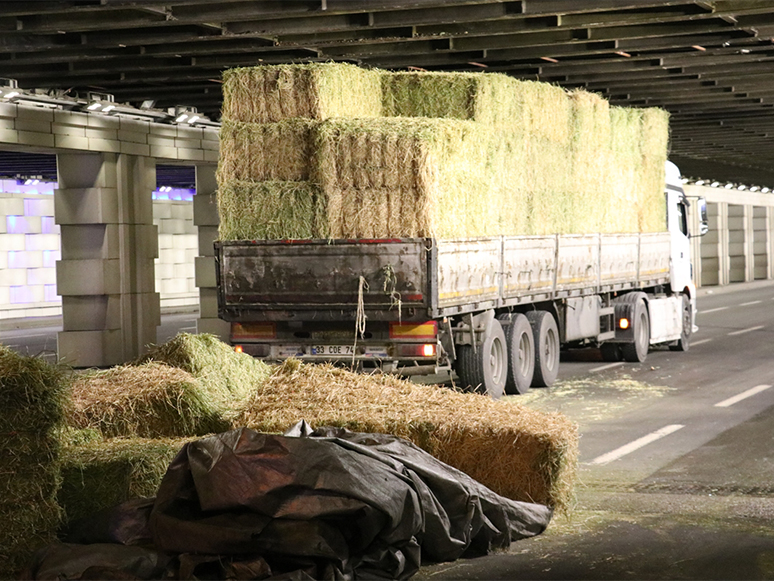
(234, 359), (579, 512)
(68, 363), (230, 439)
(222, 63), (382, 123)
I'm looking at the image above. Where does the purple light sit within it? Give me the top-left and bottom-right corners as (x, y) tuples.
(9, 286), (34, 304)
(44, 284), (60, 302)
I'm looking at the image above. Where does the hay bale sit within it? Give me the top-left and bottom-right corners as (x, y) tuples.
(218, 119), (316, 183)
(218, 180), (326, 240)
(135, 333), (271, 422)
(59, 437), (190, 523)
(0, 345), (68, 577)
(68, 363), (230, 439)
(234, 359), (578, 512)
(222, 63), (382, 123)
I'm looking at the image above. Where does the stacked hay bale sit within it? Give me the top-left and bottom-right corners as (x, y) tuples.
(236, 359), (578, 512)
(218, 63), (669, 241)
(0, 346), (68, 577)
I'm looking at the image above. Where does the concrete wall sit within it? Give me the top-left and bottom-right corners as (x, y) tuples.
(0, 181), (199, 320)
(685, 184), (774, 288)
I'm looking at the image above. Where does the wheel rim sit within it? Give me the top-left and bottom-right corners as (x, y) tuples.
(489, 336), (505, 385)
(544, 327), (558, 371)
(518, 331), (532, 376)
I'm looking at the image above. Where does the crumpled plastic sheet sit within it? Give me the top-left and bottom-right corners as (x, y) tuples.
(29, 424), (552, 580)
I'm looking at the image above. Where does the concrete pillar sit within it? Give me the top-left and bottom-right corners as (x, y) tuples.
(727, 204), (747, 283)
(193, 164), (229, 340)
(55, 152), (160, 367)
(752, 206), (769, 280)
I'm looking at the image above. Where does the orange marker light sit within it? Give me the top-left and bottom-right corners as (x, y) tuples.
(619, 318), (630, 330)
(422, 344), (436, 357)
(234, 345), (244, 353)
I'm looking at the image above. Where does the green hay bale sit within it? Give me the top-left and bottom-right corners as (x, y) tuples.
(68, 363), (230, 439)
(0, 345), (68, 577)
(235, 359), (578, 513)
(218, 119), (316, 183)
(59, 437), (190, 523)
(217, 180), (327, 240)
(135, 333), (272, 423)
(222, 63), (382, 123)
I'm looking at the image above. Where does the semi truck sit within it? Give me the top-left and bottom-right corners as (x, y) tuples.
(215, 161), (707, 398)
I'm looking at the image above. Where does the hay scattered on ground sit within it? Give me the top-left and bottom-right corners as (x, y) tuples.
(68, 363), (230, 439)
(59, 437), (191, 523)
(218, 65), (669, 241)
(135, 333), (272, 423)
(222, 63), (382, 123)
(235, 359), (578, 512)
(0, 345), (68, 577)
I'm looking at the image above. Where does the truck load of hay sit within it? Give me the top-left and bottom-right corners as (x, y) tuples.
(217, 63), (669, 241)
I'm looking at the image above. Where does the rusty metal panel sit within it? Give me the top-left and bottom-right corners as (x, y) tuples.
(555, 234), (600, 292)
(639, 232), (671, 285)
(600, 234), (639, 286)
(502, 235), (556, 298)
(435, 237), (501, 308)
(216, 239), (429, 320)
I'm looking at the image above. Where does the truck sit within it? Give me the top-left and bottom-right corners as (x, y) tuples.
(215, 161), (708, 398)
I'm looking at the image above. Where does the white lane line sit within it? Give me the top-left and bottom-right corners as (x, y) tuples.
(589, 362), (625, 373)
(727, 325), (765, 336)
(700, 307), (728, 314)
(741, 301), (762, 306)
(180, 326), (197, 331)
(590, 424), (685, 466)
(715, 384), (772, 408)
(691, 338), (713, 346)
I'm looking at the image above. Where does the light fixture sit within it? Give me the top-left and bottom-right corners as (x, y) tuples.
(762, 187), (771, 193)
(711, 181), (720, 187)
(725, 183), (734, 189)
(738, 184), (746, 191)
(750, 186), (759, 192)
(695, 180), (705, 186)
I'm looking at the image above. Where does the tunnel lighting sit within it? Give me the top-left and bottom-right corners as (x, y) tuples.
(762, 187), (771, 193)
(615, 51), (632, 58)
(750, 186), (759, 192)
(725, 183), (734, 189)
(695, 180), (705, 186)
(691, 45), (707, 51)
(540, 56), (559, 63)
(711, 181), (720, 187)
(738, 184), (747, 191)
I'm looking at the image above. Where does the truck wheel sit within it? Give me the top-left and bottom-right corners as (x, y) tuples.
(455, 317), (506, 399)
(526, 311), (559, 388)
(669, 294), (692, 352)
(622, 296), (650, 363)
(498, 313), (535, 395)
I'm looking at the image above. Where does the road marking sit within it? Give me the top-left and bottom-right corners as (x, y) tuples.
(180, 326), (197, 331)
(589, 362), (625, 373)
(727, 325), (765, 336)
(690, 338), (713, 346)
(590, 424), (685, 466)
(740, 300), (762, 306)
(715, 384), (772, 408)
(700, 307), (728, 314)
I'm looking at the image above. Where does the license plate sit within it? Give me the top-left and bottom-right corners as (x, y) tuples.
(311, 344), (354, 356)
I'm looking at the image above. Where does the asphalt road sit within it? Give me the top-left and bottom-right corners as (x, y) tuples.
(5, 284), (774, 579)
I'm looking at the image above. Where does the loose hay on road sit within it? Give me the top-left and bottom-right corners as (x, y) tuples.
(235, 359), (578, 512)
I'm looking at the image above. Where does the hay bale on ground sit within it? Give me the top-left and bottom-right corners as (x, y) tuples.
(68, 362), (230, 439)
(135, 333), (272, 422)
(59, 437), (190, 524)
(234, 359), (578, 512)
(222, 63), (382, 123)
(0, 345), (68, 577)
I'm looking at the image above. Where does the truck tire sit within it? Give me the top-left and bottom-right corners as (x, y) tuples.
(669, 294), (692, 352)
(526, 311), (559, 388)
(454, 317), (506, 399)
(497, 313), (535, 395)
(621, 295), (650, 363)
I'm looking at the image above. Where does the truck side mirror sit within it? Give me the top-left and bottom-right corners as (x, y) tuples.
(696, 197), (709, 236)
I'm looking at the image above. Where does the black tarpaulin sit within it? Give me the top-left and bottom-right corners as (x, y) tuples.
(30, 425), (552, 580)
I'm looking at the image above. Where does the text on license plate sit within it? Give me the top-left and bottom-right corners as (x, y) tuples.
(312, 344), (354, 356)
